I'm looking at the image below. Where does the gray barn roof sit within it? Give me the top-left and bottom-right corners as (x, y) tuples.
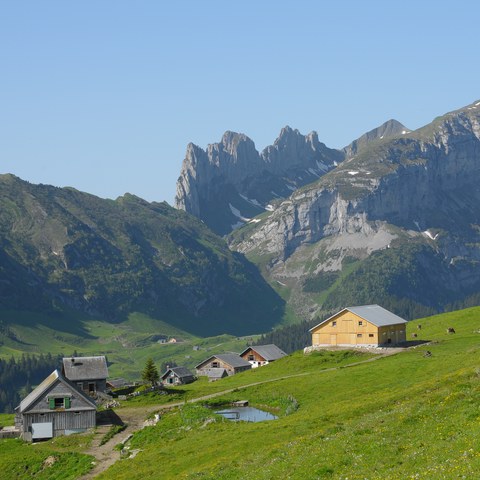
(161, 366), (194, 380)
(17, 369), (96, 413)
(195, 353), (251, 370)
(310, 304), (408, 331)
(63, 356), (109, 381)
(240, 344), (287, 361)
(203, 368), (228, 379)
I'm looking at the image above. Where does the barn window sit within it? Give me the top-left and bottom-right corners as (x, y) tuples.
(358, 321), (363, 326)
(332, 321), (337, 327)
(212, 361), (219, 368)
(248, 355), (255, 361)
(49, 397), (71, 409)
(369, 334), (374, 338)
(357, 334), (363, 338)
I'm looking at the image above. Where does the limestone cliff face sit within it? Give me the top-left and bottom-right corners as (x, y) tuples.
(233, 102), (480, 262)
(175, 127), (343, 235)
(227, 101), (480, 320)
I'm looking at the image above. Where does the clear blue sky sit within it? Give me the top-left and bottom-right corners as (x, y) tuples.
(1, 1), (479, 204)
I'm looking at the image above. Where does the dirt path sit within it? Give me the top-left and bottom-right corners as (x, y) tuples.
(78, 351), (398, 479)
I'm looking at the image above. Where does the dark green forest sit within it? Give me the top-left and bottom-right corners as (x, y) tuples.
(0, 354), (62, 413)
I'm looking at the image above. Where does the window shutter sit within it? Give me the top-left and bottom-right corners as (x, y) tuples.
(49, 398), (55, 409)
(64, 397), (71, 409)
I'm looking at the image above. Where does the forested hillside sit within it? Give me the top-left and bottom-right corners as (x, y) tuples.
(0, 354), (62, 413)
(0, 174), (284, 336)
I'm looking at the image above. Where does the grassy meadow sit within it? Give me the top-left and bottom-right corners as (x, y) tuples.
(0, 432), (94, 479)
(1, 307), (480, 479)
(96, 307), (480, 479)
(0, 309), (258, 379)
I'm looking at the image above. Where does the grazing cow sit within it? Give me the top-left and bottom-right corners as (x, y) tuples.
(411, 333), (418, 338)
(447, 327), (456, 334)
(417, 324), (422, 330)
(423, 350), (432, 357)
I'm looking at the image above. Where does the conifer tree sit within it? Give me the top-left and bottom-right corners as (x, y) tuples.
(142, 358), (159, 386)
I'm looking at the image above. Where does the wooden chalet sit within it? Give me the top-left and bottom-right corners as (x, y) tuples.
(62, 356), (109, 396)
(161, 366), (195, 386)
(310, 304), (407, 347)
(240, 344), (287, 368)
(15, 369), (96, 442)
(195, 354), (251, 379)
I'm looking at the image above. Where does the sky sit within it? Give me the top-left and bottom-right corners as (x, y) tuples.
(1, 1), (479, 205)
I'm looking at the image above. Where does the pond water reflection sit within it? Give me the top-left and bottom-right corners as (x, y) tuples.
(215, 406), (278, 422)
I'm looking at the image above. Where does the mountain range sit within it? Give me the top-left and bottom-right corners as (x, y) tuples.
(177, 99), (480, 321)
(1, 99), (480, 338)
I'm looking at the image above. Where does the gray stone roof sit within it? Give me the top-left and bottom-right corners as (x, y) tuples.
(161, 366), (194, 380)
(240, 344), (287, 361)
(17, 369), (96, 413)
(310, 304), (408, 331)
(62, 356), (109, 381)
(195, 353), (251, 370)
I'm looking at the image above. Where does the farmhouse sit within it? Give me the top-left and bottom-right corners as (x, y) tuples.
(15, 369), (96, 442)
(196, 354), (251, 379)
(62, 355), (109, 396)
(240, 344), (287, 368)
(310, 304), (407, 347)
(161, 366), (195, 386)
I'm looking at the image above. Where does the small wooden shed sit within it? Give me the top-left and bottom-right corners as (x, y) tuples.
(15, 369), (96, 442)
(310, 304), (407, 347)
(240, 344), (287, 368)
(161, 366), (195, 386)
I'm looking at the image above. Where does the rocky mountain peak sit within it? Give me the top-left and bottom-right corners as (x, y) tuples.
(175, 127), (343, 235)
(343, 118), (408, 158)
(220, 131), (255, 156)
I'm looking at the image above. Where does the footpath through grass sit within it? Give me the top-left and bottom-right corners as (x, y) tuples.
(96, 307), (480, 479)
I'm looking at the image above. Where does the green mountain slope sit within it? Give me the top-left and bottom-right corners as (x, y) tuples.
(3, 307), (478, 479)
(0, 174), (284, 336)
(93, 307), (480, 479)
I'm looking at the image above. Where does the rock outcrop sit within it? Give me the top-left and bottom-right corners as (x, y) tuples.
(175, 127), (343, 235)
(233, 102), (480, 261)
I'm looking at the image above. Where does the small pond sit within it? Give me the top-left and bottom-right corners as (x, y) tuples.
(215, 406), (278, 422)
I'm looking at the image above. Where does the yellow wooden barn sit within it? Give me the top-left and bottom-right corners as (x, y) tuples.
(309, 304), (407, 347)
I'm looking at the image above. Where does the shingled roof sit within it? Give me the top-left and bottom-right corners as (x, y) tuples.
(62, 356), (109, 382)
(310, 304), (408, 331)
(195, 353), (251, 369)
(161, 366), (194, 380)
(17, 369), (96, 413)
(240, 344), (287, 361)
